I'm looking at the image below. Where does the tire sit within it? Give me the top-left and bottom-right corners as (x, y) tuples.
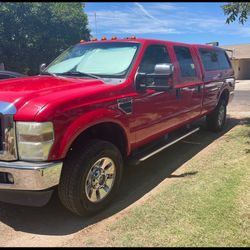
(58, 139), (123, 216)
(206, 99), (227, 132)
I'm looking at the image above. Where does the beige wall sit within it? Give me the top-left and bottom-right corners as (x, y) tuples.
(231, 59), (250, 80)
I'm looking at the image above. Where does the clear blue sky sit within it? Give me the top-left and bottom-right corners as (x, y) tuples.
(85, 2), (250, 45)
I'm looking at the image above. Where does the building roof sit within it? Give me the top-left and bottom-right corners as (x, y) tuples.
(220, 44), (250, 59)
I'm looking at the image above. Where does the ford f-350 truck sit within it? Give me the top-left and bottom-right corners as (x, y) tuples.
(0, 37), (235, 216)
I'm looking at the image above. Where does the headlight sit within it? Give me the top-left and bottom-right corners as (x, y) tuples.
(16, 122), (54, 161)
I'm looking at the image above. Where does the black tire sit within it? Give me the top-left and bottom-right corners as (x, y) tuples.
(206, 99), (227, 132)
(58, 139), (123, 216)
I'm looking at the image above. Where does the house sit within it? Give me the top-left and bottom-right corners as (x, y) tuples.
(220, 44), (250, 80)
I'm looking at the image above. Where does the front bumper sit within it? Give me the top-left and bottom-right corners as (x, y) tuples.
(0, 161), (63, 191)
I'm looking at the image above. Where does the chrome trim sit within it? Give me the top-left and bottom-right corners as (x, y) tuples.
(0, 161), (63, 190)
(224, 78), (235, 85)
(117, 97), (133, 114)
(0, 101), (18, 161)
(139, 128), (200, 162)
(0, 115), (18, 160)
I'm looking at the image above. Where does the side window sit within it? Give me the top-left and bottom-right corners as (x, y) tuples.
(199, 48), (231, 71)
(198, 48), (219, 71)
(173, 46), (197, 78)
(217, 50), (231, 70)
(138, 45), (171, 74)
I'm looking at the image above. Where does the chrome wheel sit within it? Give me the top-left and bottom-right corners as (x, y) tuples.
(85, 157), (116, 203)
(218, 105), (225, 127)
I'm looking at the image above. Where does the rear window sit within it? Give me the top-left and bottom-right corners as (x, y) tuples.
(198, 48), (231, 71)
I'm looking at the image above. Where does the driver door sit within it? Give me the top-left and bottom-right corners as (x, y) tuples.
(132, 44), (180, 146)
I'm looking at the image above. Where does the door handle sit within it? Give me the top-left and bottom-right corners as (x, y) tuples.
(176, 88), (181, 99)
(214, 73), (222, 80)
(185, 85), (202, 93)
(196, 85), (201, 93)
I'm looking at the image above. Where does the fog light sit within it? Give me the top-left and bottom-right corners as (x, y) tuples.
(7, 173), (14, 184)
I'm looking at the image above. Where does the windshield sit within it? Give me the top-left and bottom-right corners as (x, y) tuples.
(45, 42), (140, 78)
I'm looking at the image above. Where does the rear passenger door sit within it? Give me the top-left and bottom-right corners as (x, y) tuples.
(198, 48), (233, 114)
(172, 45), (203, 121)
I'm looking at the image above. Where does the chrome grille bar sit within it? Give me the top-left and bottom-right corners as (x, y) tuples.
(0, 102), (18, 161)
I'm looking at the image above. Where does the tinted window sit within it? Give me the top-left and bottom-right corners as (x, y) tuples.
(0, 74), (13, 80)
(174, 46), (197, 77)
(217, 50), (231, 70)
(139, 45), (171, 74)
(199, 48), (231, 71)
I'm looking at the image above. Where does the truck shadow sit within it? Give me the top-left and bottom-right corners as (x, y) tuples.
(0, 116), (249, 236)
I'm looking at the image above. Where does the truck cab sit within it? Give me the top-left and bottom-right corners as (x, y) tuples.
(0, 37), (235, 216)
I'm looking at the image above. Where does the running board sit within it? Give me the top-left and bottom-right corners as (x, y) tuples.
(129, 127), (200, 165)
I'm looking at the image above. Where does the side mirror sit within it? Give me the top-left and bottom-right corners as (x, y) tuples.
(154, 63), (174, 76)
(135, 63), (174, 91)
(39, 63), (47, 73)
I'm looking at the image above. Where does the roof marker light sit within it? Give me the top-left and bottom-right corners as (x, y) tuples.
(80, 39), (85, 43)
(91, 37), (98, 41)
(130, 35), (136, 39)
(101, 36), (107, 40)
(111, 36), (117, 40)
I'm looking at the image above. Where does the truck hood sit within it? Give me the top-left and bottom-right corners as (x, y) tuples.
(0, 75), (116, 121)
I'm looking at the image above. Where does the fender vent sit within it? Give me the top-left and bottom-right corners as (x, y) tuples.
(117, 97), (133, 114)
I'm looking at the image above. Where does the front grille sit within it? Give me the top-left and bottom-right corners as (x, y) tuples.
(0, 115), (17, 161)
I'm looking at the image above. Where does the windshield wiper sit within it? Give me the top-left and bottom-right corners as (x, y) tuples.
(40, 71), (58, 77)
(59, 71), (101, 80)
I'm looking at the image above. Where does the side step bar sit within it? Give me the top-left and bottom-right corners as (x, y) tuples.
(129, 127), (200, 165)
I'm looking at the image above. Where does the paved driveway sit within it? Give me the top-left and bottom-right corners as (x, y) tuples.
(228, 80), (250, 118)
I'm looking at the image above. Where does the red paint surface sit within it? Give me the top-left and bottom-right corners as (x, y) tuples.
(0, 38), (234, 160)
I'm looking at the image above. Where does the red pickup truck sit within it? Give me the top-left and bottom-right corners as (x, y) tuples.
(0, 37), (235, 216)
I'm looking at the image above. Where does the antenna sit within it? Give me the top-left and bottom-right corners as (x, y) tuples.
(94, 12), (97, 37)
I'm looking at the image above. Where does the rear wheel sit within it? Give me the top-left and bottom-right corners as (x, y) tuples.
(58, 139), (123, 216)
(206, 100), (227, 132)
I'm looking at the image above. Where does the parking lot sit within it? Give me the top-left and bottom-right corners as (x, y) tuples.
(0, 80), (249, 247)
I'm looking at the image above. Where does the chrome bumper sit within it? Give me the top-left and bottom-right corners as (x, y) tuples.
(0, 161), (62, 191)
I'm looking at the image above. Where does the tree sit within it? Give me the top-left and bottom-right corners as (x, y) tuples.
(0, 3), (90, 75)
(222, 2), (250, 24)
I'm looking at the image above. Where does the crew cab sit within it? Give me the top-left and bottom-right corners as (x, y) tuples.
(0, 37), (235, 216)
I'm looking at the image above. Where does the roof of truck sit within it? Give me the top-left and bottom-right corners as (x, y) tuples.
(79, 37), (223, 50)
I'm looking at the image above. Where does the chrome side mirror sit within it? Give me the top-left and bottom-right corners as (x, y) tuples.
(154, 63), (174, 76)
(135, 63), (174, 92)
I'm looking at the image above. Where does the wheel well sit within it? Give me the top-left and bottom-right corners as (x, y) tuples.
(69, 122), (128, 158)
(220, 89), (229, 105)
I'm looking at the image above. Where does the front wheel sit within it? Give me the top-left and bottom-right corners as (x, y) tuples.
(206, 100), (227, 132)
(58, 139), (123, 216)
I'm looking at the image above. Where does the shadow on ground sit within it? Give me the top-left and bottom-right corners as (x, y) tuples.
(0, 116), (249, 236)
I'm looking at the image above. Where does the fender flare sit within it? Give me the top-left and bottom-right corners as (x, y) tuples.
(49, 108), (131, 160)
